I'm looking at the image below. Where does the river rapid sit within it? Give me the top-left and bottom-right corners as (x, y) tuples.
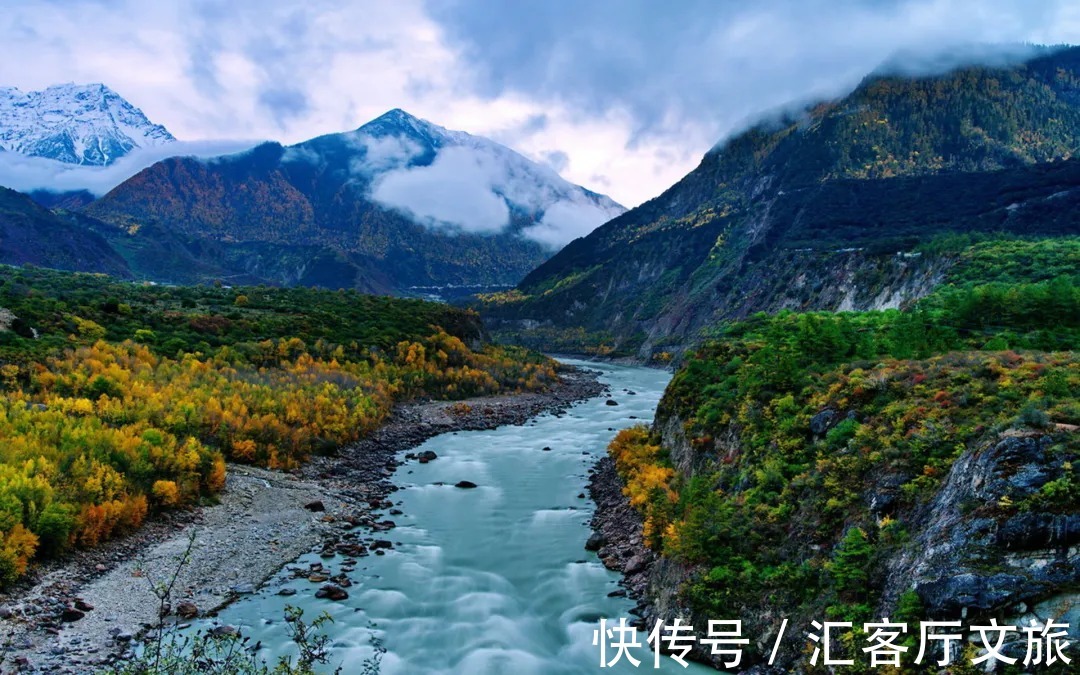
(202, 360), (715, 674)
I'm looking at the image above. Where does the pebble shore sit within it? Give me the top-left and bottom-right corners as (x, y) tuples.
(0, 366), (605, 673)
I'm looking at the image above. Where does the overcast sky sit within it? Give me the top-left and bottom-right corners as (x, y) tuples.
(3, 0), (1080, 207)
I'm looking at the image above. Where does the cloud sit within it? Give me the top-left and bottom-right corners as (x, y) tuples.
(371, 145), (510, 234)
(368, 138), (623, 247)
(539, 150), (569, 173)
(2, 1), (1079, 207)
(0, 139), (259, 196)
(426, 0), (1080, 149)
(523, 198), (622, 249)
(347, 132), (424, 174)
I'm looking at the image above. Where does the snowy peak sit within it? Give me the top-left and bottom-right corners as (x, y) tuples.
(0, 83), (175, 165)
(293, 108), (626, 247)
(357, 108), (472, 148)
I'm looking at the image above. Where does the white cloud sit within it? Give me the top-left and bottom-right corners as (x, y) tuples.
(279, 144), (321, 165)
(0, 139), (259, 196)
(371, 146), (510, 234)
(368, 139), (624, 247)
(524, 199), (623, 249)
(347, 133), (424, 174)
(2, 0), (1080, 209)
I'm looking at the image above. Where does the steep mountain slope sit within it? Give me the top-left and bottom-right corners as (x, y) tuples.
(596, 238), (1079, 669)
(0, 186), (129, 275)
(83, 110), (623, 293)
(485, 46), (1080, 358)
(0, 84), (174, 165)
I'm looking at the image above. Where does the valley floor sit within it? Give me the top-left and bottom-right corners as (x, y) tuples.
(0, 367), (604, 674)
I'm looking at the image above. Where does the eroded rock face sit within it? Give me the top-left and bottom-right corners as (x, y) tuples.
(596, 416), (1079, 671)
(881, 434), (1079, 618)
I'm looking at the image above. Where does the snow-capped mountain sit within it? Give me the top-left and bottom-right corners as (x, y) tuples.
(295, 109), (626, 247)
(0, 83), (174, 165)
(82, 108), (626, 292)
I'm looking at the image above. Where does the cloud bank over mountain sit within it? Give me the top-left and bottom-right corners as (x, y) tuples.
(2, 1), (1080, 205)
(0, 140), (259, 196)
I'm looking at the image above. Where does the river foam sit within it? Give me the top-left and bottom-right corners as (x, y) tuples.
(196, 361), (713, 674)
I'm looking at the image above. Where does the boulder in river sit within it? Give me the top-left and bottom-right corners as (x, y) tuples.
(605, 399), (619, 406)
(585, 532), (606, 552)
(455, 480), (478, 489)
(315, 584), (349, 601)
(209, 625), (239, 638)
(417, 450), (438, 463)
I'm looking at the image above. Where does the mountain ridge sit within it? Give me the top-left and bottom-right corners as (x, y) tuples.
(76, 108), (622, 294)
(486, 45), (1080, 358)
(0, 83), (174, 165)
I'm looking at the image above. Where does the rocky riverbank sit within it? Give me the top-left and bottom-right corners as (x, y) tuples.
(0, 365), (605, 674)
(588, 456), (739, 672)
(586, 457), (654, 611)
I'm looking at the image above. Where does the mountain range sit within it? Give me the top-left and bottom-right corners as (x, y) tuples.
(0, 91), (623, 294)
(0, 83), (174, 165)
(484, 45), (1080, 357)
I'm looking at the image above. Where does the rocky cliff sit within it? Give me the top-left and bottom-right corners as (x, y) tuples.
(589, 237), (1079, 670)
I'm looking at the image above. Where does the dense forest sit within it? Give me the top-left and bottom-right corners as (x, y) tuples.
(0, 266), (557, 586)
(607, 237), (1079, 666)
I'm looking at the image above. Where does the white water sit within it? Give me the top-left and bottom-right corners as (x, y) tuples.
(201, 360), (714, 674)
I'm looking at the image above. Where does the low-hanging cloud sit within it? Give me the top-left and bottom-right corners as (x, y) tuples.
(0, 139), (260, 196)
(348, 132), (424, 174)
(3, 0), (1078, 207)
(426, 0), (1080, 151)
(371, 145), (512, 234)
(524, 198), (621, 249)
(369, 141), (623, 246)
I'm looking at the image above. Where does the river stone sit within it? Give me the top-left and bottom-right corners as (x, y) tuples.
(209, 625), (239, 638)
(585, 532), (606, 552)
(60, 608), (85, 623)
(455, 481), (478, 489)
(315, 584), (349, 601)
(175, 601), (199, 619)
(303, 500), (325, 512)
(605, 399), (619, 406)
(624, 554), (649, 575)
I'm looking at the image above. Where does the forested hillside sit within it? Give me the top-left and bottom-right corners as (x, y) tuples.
(0, 187), (129, 277)
(607, 237), (1079, 669)
(0, 267), (556, 586)
(79, 110), (621, 294)
(484, 46), (1080, 359)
